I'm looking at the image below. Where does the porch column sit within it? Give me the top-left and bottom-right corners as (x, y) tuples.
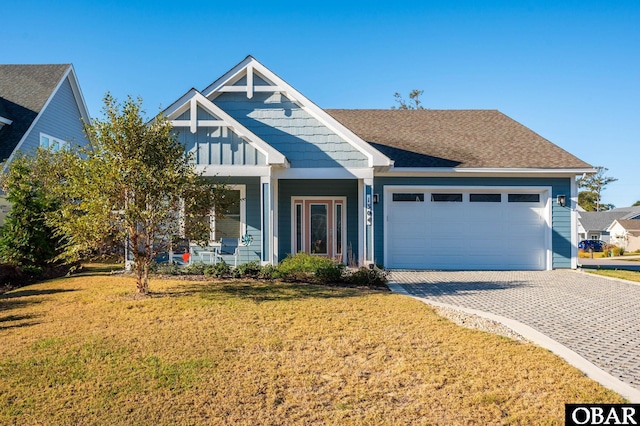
(261, 175), (276, 265)
(363, 178), (374, 265)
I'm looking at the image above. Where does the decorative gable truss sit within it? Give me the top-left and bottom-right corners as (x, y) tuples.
(163, 89), (288, 174)
(202, 56), (392, 170)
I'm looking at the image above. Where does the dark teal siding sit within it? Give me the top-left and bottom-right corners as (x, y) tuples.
(278, 179), (359, 262)
(374, 176), (573, 269)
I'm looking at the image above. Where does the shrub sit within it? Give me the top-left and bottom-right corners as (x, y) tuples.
(205, 261), (230, 278)
(182, 262), (207, 275)
(0, 154), (64, 270)
(276, 252), (338, 282)
(150, 262), (180, 275)
(258, 264), (277, 280)
(234, 261), (262, 278)
(314, 263), (345, 284)
(611, 246), (625, 257)
(345, 266), (389, 288)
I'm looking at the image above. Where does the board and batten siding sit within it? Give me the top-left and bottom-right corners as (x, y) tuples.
(175, 126), (266, 166)
(373, 176), (574, 269)
(18, 77), (88, 155)
(214, 92), (368, 168)
(277, 179), (359, 262)
(208, 177), (262, 263)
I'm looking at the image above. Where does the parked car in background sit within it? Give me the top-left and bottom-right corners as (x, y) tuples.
(579, 240), (605, 252)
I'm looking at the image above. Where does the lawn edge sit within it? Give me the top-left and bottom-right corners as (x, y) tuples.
(388, 283), (640, 403)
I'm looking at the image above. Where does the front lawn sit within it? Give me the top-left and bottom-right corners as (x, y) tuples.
(585, 269), (640, 283)
(0, 273), (623, 424)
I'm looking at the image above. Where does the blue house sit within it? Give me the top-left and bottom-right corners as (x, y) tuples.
(0, 64), (91, 223)
(162, 56), (593, 270)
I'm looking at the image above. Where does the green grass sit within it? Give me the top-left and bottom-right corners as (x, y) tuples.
(585, 269), (640, 282)
(0, 273), (624, 425)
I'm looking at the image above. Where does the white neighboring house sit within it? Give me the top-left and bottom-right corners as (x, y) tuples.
(607, 219), (640, 252)
(0, 64), (91, 224)
(577, 206), (640, 243)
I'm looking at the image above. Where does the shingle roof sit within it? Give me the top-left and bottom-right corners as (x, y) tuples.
(325, 109), (592, 169)
(0, 64), (70, 161)
(616, 220), (640, 231)
(579, 207), (640, 232)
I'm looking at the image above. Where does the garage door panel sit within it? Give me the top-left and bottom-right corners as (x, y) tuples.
(386, 188), (549, 270)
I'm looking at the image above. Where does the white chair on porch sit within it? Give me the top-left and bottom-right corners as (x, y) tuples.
(214, 238), (239, 267)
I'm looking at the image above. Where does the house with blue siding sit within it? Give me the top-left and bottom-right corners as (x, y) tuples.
(163, 56), (593, 270)
(0, 64), (91, 223)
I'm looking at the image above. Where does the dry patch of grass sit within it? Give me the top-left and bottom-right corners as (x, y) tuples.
(0, 274), (623, 425)
(585, 269), (640, 283)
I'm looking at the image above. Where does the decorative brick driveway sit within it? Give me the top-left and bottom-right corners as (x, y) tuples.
(389, 270), (640, 390)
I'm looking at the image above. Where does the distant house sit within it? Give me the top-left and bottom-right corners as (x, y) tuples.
(607, 219), (640, 252)
(160, 56), (593, 270)
(0, 64), (91, 224)
(578, 207), (640, 242)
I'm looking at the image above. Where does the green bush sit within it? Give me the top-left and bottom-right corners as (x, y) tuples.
(258, 264), (277, 280)
(276, 253), (340, 282)
(149, 262), (180, 275)
(234, 261), (262, 278)
(314, 263), (345, 284)
(205, 261), (230, 278)
(345, 266), (388, 287)
(182, 262), (207, 275)
(0, 154), (64, 269)
(611, 246), (625, 257)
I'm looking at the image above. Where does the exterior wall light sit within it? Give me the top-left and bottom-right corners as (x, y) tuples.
(557, 195), (566, 207)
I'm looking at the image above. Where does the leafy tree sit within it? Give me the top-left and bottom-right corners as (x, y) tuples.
(577, 166), (617, 211)
(633, 200), (640, 207)
(0, 153), (63, 271)
(392, 89), (426, 110)
(41, 94), (234, 295)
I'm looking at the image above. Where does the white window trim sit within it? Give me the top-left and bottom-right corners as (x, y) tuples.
(39, 132), (68, 151)
(211, 184), (246, 242)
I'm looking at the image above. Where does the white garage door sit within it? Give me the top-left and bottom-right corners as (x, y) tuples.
(385, 188), (550, 270)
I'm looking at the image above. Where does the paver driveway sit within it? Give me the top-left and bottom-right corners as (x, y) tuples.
(389, 270), (640, 390)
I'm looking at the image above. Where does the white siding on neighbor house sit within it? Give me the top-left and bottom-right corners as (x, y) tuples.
(17, 77), (88, 155)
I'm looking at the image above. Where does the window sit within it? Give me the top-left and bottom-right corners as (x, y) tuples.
(470, 193), (501, 203)
(212, 186), (245, 241)
(40, 133), (67, 152)
(392, 193), (424, 202)
(508, 194), (540, 203)
(431, 193), (462, 202)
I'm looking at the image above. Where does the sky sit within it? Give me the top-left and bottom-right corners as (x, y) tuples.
(3, 0), (639, 207)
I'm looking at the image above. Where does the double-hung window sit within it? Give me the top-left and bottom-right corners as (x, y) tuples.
(211, 185), (245, 241)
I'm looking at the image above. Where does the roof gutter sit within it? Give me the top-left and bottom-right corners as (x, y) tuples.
(378, 167), (596, 177)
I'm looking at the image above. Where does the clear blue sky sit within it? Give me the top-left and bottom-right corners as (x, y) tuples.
(4, 0), (639, 207)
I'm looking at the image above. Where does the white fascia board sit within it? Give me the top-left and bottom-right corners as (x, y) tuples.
(605, 220), (620, 233)
(5, 65), (77, 168)
(377, 167), (596, 177)
(164, 89), (288, 167)
(0, 116), (13, 126)
(67, 65), (91, 124)
(195, 165), (273, 177)
(202, 56), (393, 169)
(202, 56), (254, 96)
(273, 167), (374, 180)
